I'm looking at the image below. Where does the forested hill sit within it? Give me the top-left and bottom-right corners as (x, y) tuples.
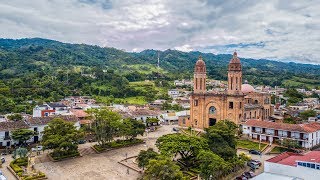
(1, 38), (320, 88)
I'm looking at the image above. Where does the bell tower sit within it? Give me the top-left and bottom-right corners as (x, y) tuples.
(194, 56), (206, 93)
(228, 52), (242, 94)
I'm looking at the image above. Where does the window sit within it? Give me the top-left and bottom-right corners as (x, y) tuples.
(302, 163), (306, 167)
(34, 127), (38, 132)
(229, 102), (234, 109)
(195, 78), (198, 89)
(194, 100), (198, 106)
(195, 120), (198, 126)
(298, 162), (303, 166)
(239, 102), (242, 108)
(307, 163), (311, 168)
(200, 79), (202, 90)
(311, 164), (315, 169)
(230, 77), (233, 90)
(182, 119), (186, 124)
(209, 106), (216, 114)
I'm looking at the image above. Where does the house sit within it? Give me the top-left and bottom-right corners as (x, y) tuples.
(255, 151), (320, 180)
(24, 115), (80, 143)
(33, 103), (71, 117)
(168, 89), (180, 98)
(241, 120), (320, 148)
(0, 120), (30, 148)
(64, 96), (96, 106)
(161, 110), (189, 124)
(71, 109), (92, 127)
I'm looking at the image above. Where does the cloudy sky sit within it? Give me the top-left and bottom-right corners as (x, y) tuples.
(0, 0), (319, 64)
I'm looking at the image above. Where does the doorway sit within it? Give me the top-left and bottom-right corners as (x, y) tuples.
(209, 118), (216, 126)
(34, 136), (39, 143)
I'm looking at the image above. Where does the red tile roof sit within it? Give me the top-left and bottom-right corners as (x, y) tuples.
(242, 120), (320, 133)
(25, 115), (79, 126)
(71, 109), (88, 118)
(0, 121), (30, 131)
(267, 151), (320, 167)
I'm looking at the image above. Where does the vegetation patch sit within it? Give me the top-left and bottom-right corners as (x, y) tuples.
(270, 146), (293, 154)
(236, 139), (267, 150)
(9, 158), (46, 180)
(50, 151), (80, 161)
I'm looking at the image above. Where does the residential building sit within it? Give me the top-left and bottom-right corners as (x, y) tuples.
(257, 151), (320, 180)
(33, 103), (71, 117)
(168, 89), (180, 98)
(241, 120), (320, 148)
(0, 120), (29, 148)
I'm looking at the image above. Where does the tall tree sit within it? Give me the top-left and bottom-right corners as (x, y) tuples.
(156, 133), (208, 161)
(143, 158), (185, 180)
(137, 148), (158, 169)
(197, 150), (230, 180)
(204, 120), (238, 160)
(41, 118), (83, 156)
(87, 108), (122, 147)
(11, 129), (34, 145)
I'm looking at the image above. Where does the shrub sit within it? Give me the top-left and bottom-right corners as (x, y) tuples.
(10, 162), (23, 173)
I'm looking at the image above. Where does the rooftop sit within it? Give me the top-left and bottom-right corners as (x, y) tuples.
(0, 120), (30, 131)
(25, 115), (79, 126)
(267, 151), (320, 167)
(242, 120), (320, 133)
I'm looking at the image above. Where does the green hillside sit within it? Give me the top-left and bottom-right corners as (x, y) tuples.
(0, 38), (319, 113)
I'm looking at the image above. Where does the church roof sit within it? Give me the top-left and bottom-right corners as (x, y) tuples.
(242, 84), (255, 94)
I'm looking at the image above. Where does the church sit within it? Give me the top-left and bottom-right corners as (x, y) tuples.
(183, 52), (274, 129)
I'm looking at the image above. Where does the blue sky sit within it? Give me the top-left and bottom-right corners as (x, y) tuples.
(0, 0), (319, 64)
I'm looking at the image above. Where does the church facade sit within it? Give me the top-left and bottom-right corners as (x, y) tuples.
(186, 52), (273, 129)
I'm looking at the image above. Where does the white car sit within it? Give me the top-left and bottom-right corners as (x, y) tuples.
(31, 146), (43, 151)
(0, 170), (7, 180)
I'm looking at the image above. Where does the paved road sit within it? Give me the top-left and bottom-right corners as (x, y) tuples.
(1, 154), (16, 180)
(237, 149), (276, 176)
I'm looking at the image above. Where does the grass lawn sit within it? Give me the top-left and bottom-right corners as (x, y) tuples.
(270, 146), (293, 153)
(236, 139), (267, 150)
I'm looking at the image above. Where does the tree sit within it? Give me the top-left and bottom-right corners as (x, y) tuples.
(204, 120), (238, 160)
(143, 158), (185, 180)
(11, 129), (34, 145)
(137, 148), (158, 169)
(281, 139), (301, 149)
(299, 110), (317, 120)
(156, 133), (208, 166)
(197, 150), (230, 180)
(41, 118), (83, 156)
(7, 114), (23, 121)
(87, 108), (122, 147)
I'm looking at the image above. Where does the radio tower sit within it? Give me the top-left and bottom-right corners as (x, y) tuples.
(157, 51), (160, 69)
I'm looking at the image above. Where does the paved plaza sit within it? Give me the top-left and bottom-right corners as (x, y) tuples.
(34, 125), (178, 180)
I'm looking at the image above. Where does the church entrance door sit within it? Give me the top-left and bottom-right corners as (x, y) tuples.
(209, 118), (216, 126)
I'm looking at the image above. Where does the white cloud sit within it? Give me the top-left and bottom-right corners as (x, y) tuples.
(174, 44), (193, 52)
(0, 0), (319, 64)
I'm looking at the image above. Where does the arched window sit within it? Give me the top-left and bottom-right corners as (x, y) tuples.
(254, 100), (258, 104)
(209, 106), (216, 114)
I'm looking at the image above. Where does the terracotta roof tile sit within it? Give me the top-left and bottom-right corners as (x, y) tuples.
(0, 121), (30, 131)
(25, 115), (79, 126)
(242, 120), (320, 133)
(267, 151), (320, 167)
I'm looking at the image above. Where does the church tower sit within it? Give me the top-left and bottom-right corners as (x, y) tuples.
(194, 56), (206, 93)
(228, 52), (242, 94)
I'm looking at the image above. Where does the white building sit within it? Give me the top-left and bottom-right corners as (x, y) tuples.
(255, 151), (320, 180)
(0, 120), (30, 147)
(241, 120), (320, 148)
(33, 103), (71, 117)
(24, 115), (80, 143)
(168, 89), (180, 98)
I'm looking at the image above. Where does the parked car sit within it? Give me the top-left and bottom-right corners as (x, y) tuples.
(249, 149), (261, 155)
(243, 171), (256, 178)
(247, 161), (259, 169)
(0, 170), (7, 180)
(78, 139), (86, 144)
(250, 159), (262, 166)
(0, 157), (5, 164)
(235, 175), (248, 180)
(31, 146), (43, 152)
(172, 127), (179, 132)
